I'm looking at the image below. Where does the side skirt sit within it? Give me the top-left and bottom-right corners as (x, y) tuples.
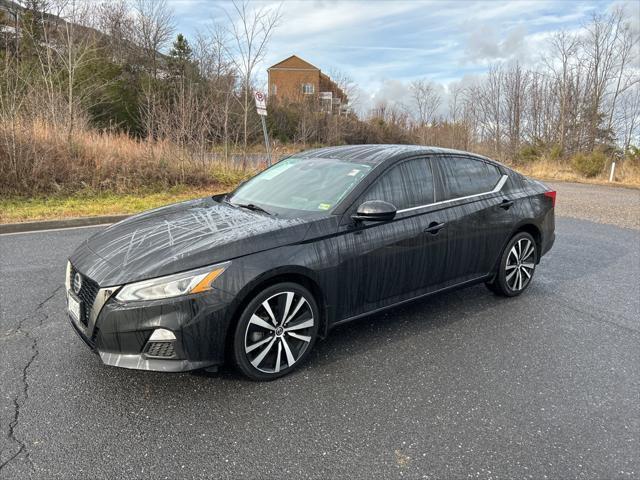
(330, 274), (492, 329)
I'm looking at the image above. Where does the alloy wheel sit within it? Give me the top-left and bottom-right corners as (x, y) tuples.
(243, 291), (315, 374)
(505, 238), (536, 292)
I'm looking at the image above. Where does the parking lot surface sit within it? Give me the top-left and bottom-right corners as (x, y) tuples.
(1, 184), (638, 479)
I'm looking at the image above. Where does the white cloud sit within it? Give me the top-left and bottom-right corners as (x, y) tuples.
(269, 0), (424, 38)
(465, 24), (529, 63)
(171, 0), (622, 113)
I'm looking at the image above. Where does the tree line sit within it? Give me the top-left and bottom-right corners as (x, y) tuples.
(0, 0), (638, 195)
(0, 0), (285, 193)
(363, 8), (639, 177)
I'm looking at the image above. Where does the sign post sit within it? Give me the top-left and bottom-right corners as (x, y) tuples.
(609, 161), (616, 182)
(254, 91), (271, 166)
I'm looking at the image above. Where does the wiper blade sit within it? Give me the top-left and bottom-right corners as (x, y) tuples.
(231, 202), (272, 215)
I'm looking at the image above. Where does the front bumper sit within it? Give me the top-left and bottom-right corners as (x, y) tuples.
(67, 285), (237, 372)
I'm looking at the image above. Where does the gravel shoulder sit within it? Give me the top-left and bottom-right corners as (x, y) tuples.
(548, 181), (640, 230)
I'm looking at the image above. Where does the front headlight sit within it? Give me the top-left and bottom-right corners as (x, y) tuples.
(115, 262), (230, 302)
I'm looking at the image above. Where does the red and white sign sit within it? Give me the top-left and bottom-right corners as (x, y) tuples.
(254, 91), (267, 116)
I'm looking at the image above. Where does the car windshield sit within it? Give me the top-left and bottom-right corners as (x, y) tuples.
(227, 157), (372, 214)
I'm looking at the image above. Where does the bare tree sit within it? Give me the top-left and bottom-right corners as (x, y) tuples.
(616, 85), (640, 153)
(447, 81), (470, 149)
(581, 10), (625, 150)
(94, 0), (135, 65)
(223, 0), (281, 156)
(329, 68), (360, 112)
(0, 55), (31, 185)
(408, 79), (441, 145)
(196, 26), (239, 162)
(545, 30), (579, 156)
(55, 0), (100, 140)
(477, 65), (504, 157)
(133, 0), (174, 138)
(133, 0), (174, 78)
(605, 9), (639, 136)
(410, 79), (441, 126)
(503, 62), (529, 159)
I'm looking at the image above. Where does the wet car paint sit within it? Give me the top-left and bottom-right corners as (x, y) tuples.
(67, 145), (555, 372)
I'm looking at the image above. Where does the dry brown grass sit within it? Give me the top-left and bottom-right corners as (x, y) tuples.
(512, 157), (640, 188)
(0, 119), (255, 196)
(2, 119), (638, 201)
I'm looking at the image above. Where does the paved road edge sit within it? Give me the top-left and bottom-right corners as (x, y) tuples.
(0, 215), (130, 234)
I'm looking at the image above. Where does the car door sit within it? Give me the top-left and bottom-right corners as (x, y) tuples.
(433, 155), (514, 285)
(334, 156), (448, 319)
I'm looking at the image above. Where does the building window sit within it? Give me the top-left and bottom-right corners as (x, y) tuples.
(270, 83), (277, 95)
(302, 83), (315, 94)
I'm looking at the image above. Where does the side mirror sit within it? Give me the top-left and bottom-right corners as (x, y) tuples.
(352, 200), (397, 223)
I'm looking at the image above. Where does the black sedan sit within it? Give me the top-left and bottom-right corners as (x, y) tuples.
(66, 145), (555, 380)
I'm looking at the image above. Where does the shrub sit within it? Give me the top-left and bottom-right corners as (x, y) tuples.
(571, 150), (607, 178)
(549, 144), (563, 161)
(625, 145), (640, 165)
(518, 144), (540, 163)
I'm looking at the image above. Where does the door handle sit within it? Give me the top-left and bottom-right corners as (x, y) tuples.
(499, 199), (514, 210)
(424, 221), (446, 234)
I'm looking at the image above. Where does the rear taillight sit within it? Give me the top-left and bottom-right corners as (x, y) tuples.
(544, 190), (556, 208)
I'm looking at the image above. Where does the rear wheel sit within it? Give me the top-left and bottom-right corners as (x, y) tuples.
(486, 232), (537, 297)
(232, 282), (319, 381)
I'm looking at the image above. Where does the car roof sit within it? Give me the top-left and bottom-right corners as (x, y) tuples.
(293, 144), (494, 166)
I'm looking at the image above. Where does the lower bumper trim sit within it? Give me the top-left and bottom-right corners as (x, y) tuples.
(68, 315), (97, 352)
(98, 351), (215, 372)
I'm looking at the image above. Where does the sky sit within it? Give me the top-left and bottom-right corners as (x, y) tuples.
(166, 0), (639, 113)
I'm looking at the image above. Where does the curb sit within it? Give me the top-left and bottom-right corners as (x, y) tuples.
(0, 214), (130, 234)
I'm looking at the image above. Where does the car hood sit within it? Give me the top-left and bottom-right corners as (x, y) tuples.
(69, 197), (311, 286)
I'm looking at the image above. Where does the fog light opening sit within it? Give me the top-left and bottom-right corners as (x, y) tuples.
(149, 328), (176, 341)
(145, 329), (178, 359)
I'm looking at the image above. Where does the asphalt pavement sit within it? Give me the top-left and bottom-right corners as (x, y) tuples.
(1, 213), (639, 478)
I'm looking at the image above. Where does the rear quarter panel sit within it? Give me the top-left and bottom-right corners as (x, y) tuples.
(503, 172), (555, 258)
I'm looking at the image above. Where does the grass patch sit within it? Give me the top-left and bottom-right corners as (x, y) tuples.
(515, 157), (640, 188)
(0, 185), (231, 223)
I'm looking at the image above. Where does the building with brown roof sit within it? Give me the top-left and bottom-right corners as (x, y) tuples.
(267, 55), (348, 113)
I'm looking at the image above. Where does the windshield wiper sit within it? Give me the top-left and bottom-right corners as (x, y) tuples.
(231, 202), (272, 215)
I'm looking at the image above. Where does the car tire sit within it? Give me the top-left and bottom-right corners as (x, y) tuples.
(486, 231), (538, 297)
(232, 282), (319, 381)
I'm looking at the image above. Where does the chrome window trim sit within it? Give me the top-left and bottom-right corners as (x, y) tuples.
(397, 174), (508, 213)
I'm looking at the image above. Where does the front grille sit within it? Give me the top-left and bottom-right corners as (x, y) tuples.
(145, 342), (176, 358)
(69, 264), (100, 326)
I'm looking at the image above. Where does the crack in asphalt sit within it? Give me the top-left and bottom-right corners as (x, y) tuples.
(0, 286), (62, 475)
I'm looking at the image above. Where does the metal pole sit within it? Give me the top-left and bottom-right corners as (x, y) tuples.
(260, 115), (272, 167)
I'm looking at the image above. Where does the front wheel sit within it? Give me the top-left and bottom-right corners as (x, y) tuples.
(486, 232), (537, 297)
(232, 282), (319, 381)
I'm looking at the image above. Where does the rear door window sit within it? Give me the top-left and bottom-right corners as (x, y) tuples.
(437, 156), (502, 200)
(361, 157), (435, 210)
